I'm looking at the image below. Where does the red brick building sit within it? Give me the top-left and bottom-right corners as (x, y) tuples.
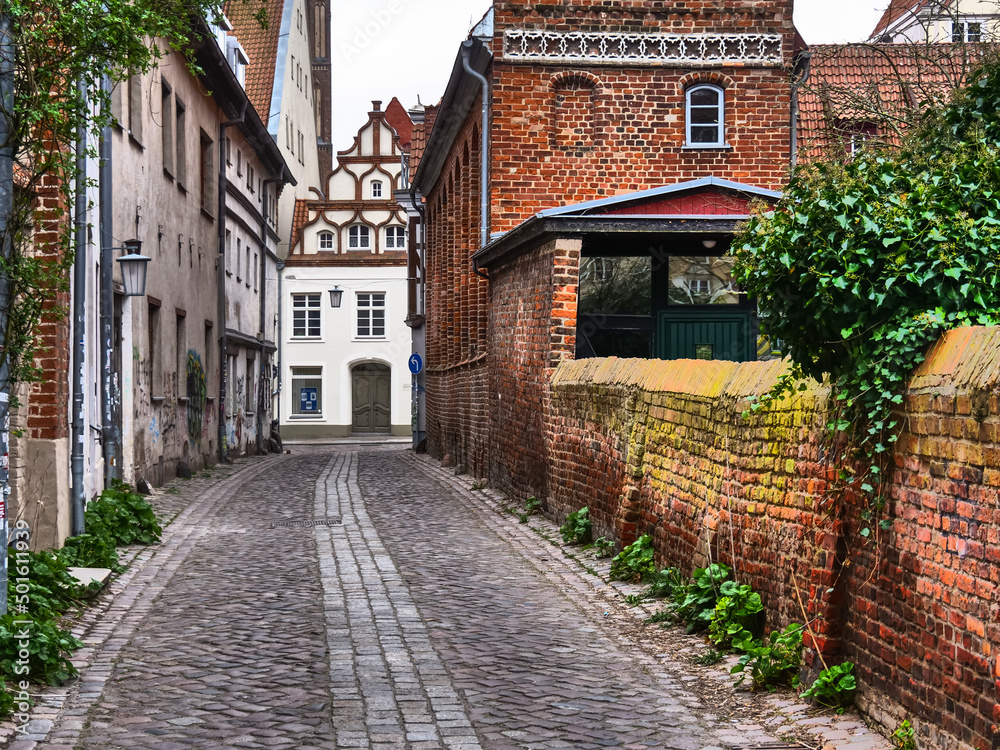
(410, 0), (797, 490)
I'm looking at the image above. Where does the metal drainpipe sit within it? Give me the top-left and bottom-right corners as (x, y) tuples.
(217, 103), (247, 464)
(460, 41), (490, 280)
(70, 77), (87, 535)
(99, 74), (117, 483)
(790, 50), (812, 169)
(260, 173), (283, 452)
(275, 258), (283, 428)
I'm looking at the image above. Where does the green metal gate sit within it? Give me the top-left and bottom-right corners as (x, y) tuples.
(657, 308), (755, 362)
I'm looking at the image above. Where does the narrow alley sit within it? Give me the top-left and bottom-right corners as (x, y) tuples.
(15, 448), (887, 750)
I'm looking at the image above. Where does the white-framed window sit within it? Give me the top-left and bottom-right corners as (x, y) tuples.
(689, 278), (711, 295)
(371, 180), (383, 198)
(291, 293), (322, 338)
(953, 20), (983, 42)
(357, 292), (386, 338)
(385, 226), (405, 249)
(348, 224), (371, 250)
(318, 231), (334, 251)
(290, 366), (322, 416)
(686, 84), (725, 147)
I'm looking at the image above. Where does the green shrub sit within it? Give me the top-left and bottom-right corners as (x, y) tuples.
(642, 567), (683, 599)
(800, 662), (856, 711)
(559, 507), (593, 545)
(0, 615), (83, 686)
(670, 563), (730, 633)
(7, 549), (94, 620)
(591, 536), (615, 558)
(86, 480), (162, 545)
(731, 622), (804, 690)
(708, 580), (764, 649)
(891, 719), (916, 750)
(609, 535), (656, 582)
(57, 533), (121, 572)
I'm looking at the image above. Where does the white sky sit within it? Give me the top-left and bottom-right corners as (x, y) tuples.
(329, 0), (888, 149)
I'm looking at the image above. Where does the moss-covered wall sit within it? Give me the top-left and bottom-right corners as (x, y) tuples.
(548, 327), (1000, 750)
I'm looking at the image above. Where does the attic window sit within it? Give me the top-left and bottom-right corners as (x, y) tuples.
(835, 120), (879, 156)
(685, 84), (725, 147)
(371, 180), (383, 198)
(226, 38), (248, 88)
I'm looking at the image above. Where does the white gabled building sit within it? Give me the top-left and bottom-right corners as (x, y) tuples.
(280, 100), (413, 439)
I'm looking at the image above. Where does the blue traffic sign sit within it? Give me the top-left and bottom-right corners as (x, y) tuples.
(408, 353), (423, 375)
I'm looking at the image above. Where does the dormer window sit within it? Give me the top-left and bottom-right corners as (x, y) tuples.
(318, 231), (334, 251)
(225, 38), (249, 89)
(685, 84), (725, 147)
(371, 180), (383, 199)
(348, 225), (371, 250)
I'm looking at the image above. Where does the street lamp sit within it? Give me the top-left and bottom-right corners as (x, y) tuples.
(117, 239), (150, 297)
(328, 286), (343, 308)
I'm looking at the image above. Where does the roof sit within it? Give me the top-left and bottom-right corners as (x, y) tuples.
(871, 0), (925, 38)
(797, 43), (976, 160)
(384, 97), (413, 150)
(225, 0), (285, 122)
(475, 177), (780, 269)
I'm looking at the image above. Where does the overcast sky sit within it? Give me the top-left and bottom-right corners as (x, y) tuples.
(329, 0), (888, 149)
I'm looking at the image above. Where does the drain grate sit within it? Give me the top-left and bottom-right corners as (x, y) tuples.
(270, 517), (343, 529)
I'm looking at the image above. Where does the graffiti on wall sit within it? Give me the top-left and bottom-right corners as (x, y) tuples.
(186, 350), (207, 443)
(232, 376), (245, 447)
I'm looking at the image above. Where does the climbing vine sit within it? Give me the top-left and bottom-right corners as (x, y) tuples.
(733, 58), (1000, 538)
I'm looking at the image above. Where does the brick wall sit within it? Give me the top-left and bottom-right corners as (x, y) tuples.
(545, 327), (1000, 750)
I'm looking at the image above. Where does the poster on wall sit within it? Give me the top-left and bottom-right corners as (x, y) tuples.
(300, 388), (318, 413)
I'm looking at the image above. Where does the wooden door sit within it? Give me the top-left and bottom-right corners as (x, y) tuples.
(352, 363), (391, 433)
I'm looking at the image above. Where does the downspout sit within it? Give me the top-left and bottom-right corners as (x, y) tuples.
(790, 50), (812, 169)
(461, 40), (490, 280)
(217, 102), (247, 463)
(276, 257), (283, 428)
(260, 173), (283, 452)
(70, 77), (87, 535)
(99, 74), (117, 483)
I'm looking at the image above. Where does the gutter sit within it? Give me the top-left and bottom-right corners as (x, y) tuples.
(460, 40), (490, 280)
(790, 49), (812, 169)
(259, 172), (284, 452)
(71, 76), (87, 535)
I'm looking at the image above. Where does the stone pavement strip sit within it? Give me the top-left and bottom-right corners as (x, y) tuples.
(4, 446), (891, 750)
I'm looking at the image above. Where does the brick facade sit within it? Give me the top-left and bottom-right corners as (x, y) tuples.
(417, 0), (796, 479)
(547, 326), (1000, 750)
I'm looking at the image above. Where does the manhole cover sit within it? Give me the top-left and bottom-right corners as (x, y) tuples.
(270, 517), (342, 528)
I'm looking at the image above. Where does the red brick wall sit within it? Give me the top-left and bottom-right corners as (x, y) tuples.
(27, 174), (71, 441)
(547, 327), (1000, 750)
(486, 237), (579, 499)
(487, 0), (796, 232)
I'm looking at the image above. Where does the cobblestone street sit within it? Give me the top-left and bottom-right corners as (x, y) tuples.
(10, 446), (890, 750)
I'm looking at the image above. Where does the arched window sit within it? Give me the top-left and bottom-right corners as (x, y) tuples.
(370, 180), (383, 199)
(686, 84), (725, 147)
(348, 225), (371, 250)
(318, 231), (334, 251)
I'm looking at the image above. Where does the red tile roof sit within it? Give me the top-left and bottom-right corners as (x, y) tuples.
(225, 0), (284, 120)
(798, 42), (976, 160)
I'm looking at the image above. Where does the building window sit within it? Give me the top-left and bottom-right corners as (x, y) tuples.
(236, 238), (241, 281)
(348, 225), (371, 250)
(836, 120), (879, 156)
(128, 73), (143, 144)
(200, 130), (215, 216)
(686, 84), (725, 147)
(253, 252), (258, 291)
(237, 148), (243, 177)
(175, 97), (187, 188)
(245, 354), (256, 414)
(953, 21), (983, 42)
(291, 366), (322, 416)
(318, 231), (334, 251)
(148, 301), (161, 396)
(161, 81), (173, 176)
(245, 245), (251, 287)
(175, 312), (186, 391)
(291, 293), (321, 337)
(385, 226), (405, 249)
(371, 180), (383, 198)
(356, 292), (386, 338)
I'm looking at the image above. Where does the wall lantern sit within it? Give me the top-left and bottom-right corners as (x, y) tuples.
(117, 239), (151, 297)
(328, 286), (343, 308)
(701, 238), (718, 250)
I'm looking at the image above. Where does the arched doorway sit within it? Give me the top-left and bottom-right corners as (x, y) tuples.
(352, 363), (391, 433)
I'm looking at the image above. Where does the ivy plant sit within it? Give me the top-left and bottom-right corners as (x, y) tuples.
(731, 622), (804, 690)
(708, 580), (764, 649)
(609, 535), (656, 582)
(734, 60), (1000, 537)
(559, 506), (592, 545)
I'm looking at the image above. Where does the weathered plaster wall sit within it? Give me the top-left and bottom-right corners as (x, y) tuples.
(546, 326), (1000, 750)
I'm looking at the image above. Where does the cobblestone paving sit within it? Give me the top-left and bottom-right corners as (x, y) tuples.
(14, 445), (890, 750)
